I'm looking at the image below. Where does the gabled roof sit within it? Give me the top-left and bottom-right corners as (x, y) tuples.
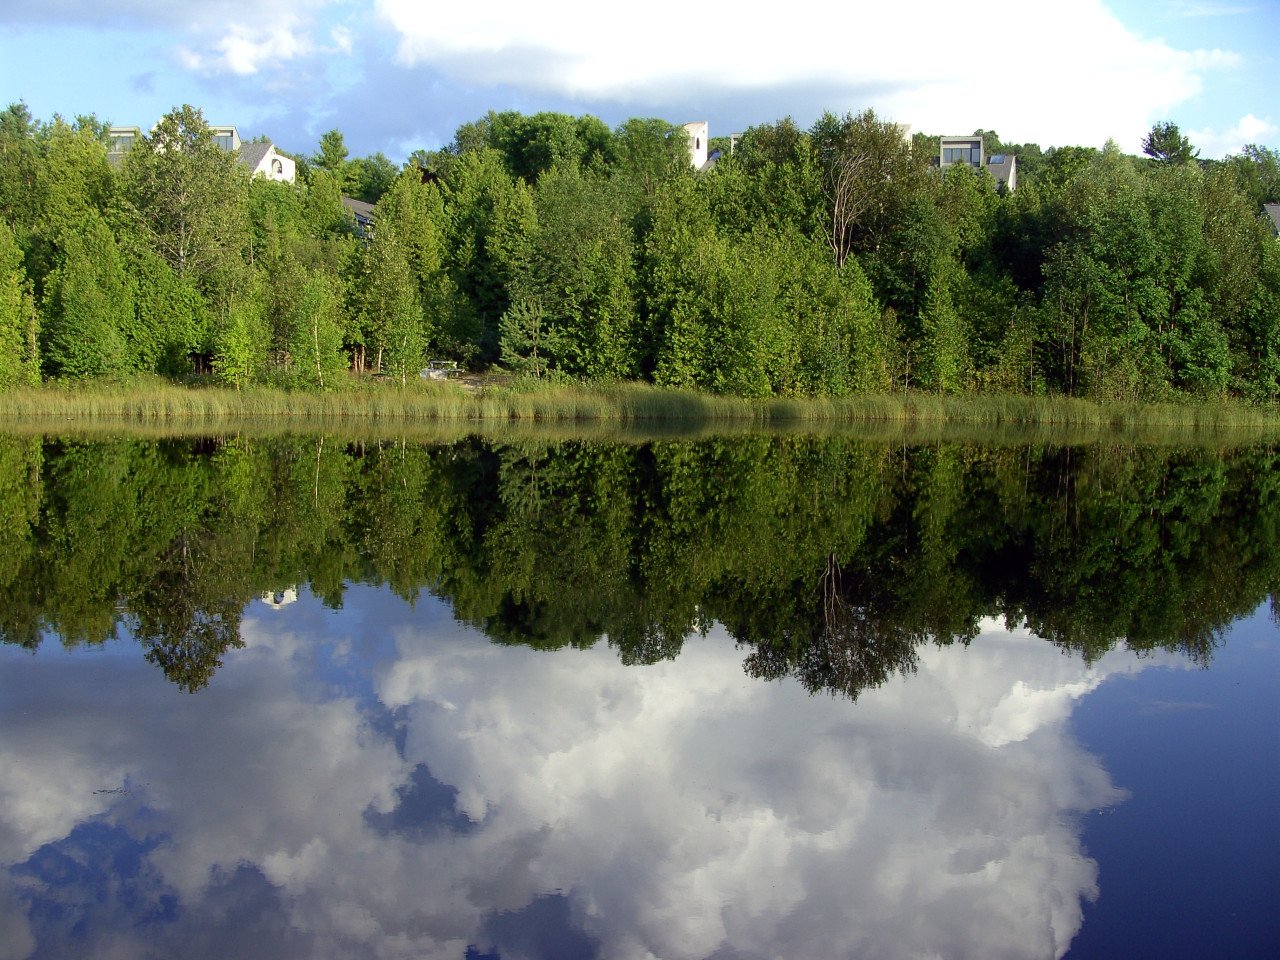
(239, 141), (273, 173)
(342, 196), (376, 236)
(987, 155), (1015, 177)
(1265, 203), (1280, 236)
(342, 196), (375, 221)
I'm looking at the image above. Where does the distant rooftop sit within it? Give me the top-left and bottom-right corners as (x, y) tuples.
(1265, 203), (1280, 236)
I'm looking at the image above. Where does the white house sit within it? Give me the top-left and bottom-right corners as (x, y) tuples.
(683, 121), (709, 170)
(240, 140), (297, 183)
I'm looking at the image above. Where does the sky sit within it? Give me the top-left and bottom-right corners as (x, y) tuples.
(0, 0), (1277, 164)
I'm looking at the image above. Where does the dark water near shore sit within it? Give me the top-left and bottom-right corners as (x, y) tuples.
(0, 433), (1277, 959)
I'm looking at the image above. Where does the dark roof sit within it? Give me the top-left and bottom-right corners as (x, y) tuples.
(1265, 203), (1280, 236)
(342, 196), (376, 220)
(342, 196), (376, 235)
(239, 141), (273, 173)
(987, 155), (1016, 178)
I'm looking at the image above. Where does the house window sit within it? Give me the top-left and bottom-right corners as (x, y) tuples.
(271, 158), (283, 175)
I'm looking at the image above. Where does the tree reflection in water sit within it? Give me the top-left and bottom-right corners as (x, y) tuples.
(0, 433), (1275, 695)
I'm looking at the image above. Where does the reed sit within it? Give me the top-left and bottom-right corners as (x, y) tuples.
(2, 377), (1278, 437)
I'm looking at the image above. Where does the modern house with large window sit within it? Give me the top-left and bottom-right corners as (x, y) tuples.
(938, 134), (1017, 191)
(940, 134), (984, 170)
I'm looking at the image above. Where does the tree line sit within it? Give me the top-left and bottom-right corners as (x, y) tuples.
(2, 434), (1276, 694)
(2, 103), (1279, 399)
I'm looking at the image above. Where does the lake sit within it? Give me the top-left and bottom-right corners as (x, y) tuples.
(0, 432), (1276, 959)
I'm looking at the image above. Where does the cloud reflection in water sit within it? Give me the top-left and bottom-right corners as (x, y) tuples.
(0, 588), (1174, 959)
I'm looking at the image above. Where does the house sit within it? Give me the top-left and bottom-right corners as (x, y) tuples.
(939, 134), (1017, 191)
(209, 124), (241, 153)
(106, 122), (296, 183)
(107, 126), (143, 167)
(341, 196), (376, 237)
(986, 153), (1017, 192)
(682, 121), (709, 170)
(1265, 203), (1280, 237)
(940, 134), (984, 171)
(260, 587), (298, 608)
(240, 140), (297, 183)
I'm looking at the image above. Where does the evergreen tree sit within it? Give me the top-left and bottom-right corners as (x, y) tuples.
(499, 298), (561, 378)
(0, 220), (38, 385)
(211, 283), (268, 388)
(41, 216), (132, 379)
(917, 264), (969, 393)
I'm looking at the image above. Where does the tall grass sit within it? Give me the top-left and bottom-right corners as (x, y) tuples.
(3, 377), (1279, 442)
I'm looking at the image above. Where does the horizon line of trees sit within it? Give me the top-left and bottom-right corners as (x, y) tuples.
(2, 102), (1280, 400)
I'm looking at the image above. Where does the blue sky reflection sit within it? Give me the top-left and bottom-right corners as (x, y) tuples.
(0, 588), (1200, 959)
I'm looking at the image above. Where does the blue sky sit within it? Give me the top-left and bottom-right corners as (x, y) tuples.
(1, 0), (1276, 163)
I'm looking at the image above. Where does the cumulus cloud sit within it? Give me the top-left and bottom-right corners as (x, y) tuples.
(373, 0), (1237, 148)
(1189, 112), (1279, 157)
(174, 13), (358, 77)
(0, 590), (1187, 959)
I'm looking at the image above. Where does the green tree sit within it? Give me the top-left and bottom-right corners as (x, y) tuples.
(916, 262), (969, 392)
(121, 104), (250, 340)
(0, 220), (39, 385)
(487, 111), (614, 183)
(375, 172), (460, 357)
(500, 164), (640, 379)
(286, 271), (347, 388)
(359, 224), (423, 382)
(499, 298), (562, 377)
(41, 216), (132, 378)
(442, 147), (525, 363)
(810, 110), (925, 268)
(0, 103), (41, 236)
(1220, 144), (1280, 208)
(211, 283), (268, 388)
(1142, 121), (1198, 166)
(122, 238), (201, 375)
(312, 129), (354, 193)
(350, 152), (398, 203)
(611, 118), (691, 196)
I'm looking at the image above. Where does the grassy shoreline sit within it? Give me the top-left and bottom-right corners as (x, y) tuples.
(2, 378), (1279, 440)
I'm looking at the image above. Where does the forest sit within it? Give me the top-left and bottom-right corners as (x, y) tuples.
(2, 103), (1280, 401)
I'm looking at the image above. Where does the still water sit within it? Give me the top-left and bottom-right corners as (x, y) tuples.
(0, 434), (1276, 959)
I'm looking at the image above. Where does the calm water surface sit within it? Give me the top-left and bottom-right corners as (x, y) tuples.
(0, 434), (1276, 959)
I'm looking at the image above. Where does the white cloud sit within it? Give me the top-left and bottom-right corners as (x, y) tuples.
(373, 0), (1238, 148)
(1189, 112), (1279, 157)
(215, 23), (314, 75)
(330, 25), (354, 55)
(174, 14), (336, 76)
